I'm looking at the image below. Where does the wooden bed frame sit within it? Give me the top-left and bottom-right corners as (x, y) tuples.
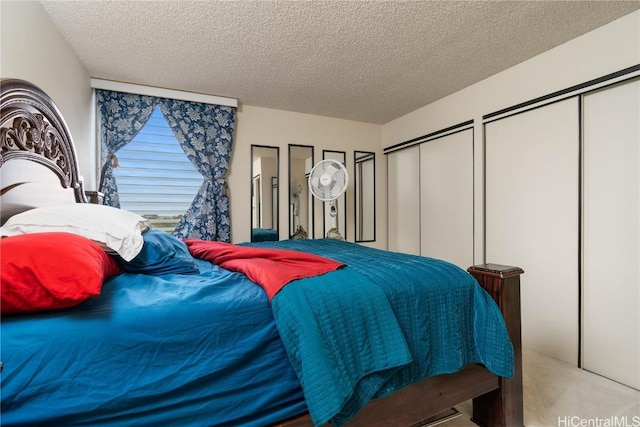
(1, 79), (524, 427)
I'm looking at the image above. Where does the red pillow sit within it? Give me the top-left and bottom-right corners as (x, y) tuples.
(1, 232), (122, 314)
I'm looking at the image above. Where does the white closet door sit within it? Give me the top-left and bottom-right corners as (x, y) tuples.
(387, 145), (420, 254)
(485, 98), (580, 365)
(583, 79), (640, 389)
(420, 129), (473, 269)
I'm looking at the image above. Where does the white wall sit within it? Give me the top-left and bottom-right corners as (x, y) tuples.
(382, 10), (640, 263)
(1, 1), (95, 189)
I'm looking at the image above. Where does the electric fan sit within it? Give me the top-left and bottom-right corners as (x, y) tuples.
(308, 159), (349, 240)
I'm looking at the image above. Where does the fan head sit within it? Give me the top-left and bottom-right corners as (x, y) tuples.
(308, 159), (348, 201)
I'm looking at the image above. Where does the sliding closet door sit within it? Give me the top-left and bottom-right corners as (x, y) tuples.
(485, 98), (580, 365)
(387, 145), (420, 255)
(582, 79), (640, 389)
(419, 129), (473, 268)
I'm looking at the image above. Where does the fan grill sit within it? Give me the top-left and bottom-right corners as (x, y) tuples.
(308, 160), (348, 201)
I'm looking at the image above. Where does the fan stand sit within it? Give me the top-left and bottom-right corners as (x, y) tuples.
(326, 201), (345, 241)
(290, 191), (308, 239)
(292, 226), (308, 239)
(291, 215), (309, 239)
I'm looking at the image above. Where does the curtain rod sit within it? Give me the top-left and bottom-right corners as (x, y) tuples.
(90, 78), (238, 108)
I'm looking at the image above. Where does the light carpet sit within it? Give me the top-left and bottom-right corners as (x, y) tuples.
(435, 347), (639, 427)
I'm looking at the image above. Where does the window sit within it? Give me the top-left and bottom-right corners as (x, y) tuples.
(113, 106), (203, 232)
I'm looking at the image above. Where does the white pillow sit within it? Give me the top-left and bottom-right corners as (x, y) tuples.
(0, 204), (150, 261)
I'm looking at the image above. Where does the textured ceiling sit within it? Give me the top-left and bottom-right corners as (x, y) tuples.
(40, 1), (640, 124)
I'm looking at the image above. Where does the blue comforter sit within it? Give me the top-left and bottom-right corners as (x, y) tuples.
(0, 260), (307, 427)
(251, 239), (514, 426)
(2, 237), (513, 427)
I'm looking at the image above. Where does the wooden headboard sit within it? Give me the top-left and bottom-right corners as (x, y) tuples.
(1, 79), (87, 222)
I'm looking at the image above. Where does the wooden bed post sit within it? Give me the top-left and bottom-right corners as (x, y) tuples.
(467, 264), (524, 427)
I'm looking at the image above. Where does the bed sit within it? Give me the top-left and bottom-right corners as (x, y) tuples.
(0, 79), (524, 427)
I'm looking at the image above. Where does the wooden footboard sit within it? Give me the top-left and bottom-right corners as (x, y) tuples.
(468, 264), (524, 427)
(276, 264), (524, 427)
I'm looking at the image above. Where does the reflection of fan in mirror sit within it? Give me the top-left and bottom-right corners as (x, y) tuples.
(308, 159), (348, 240)
(290, 180), (308, 239)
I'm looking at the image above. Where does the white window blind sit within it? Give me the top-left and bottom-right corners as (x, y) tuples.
(113, 106), (203, 231)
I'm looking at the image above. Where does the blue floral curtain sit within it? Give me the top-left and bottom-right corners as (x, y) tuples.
(158, 100), (236, 241)
(96, 90), (155, 207)
(96, 89), (236, 242)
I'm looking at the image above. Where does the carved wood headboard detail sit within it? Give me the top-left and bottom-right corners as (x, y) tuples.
(1, 78), (87, 203)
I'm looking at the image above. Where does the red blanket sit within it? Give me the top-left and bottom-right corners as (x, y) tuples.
(183, 240), (344, 301)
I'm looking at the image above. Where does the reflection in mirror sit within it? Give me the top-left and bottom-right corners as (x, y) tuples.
(322, 150), (347, 240)
(250, 145), (279, 242)
(354, 151), (375, 242)
(288, 145), (314, 239)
